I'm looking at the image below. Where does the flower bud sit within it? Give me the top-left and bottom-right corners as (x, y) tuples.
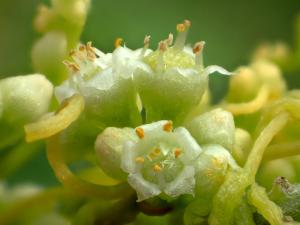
(32, 31), (68, 84)
(195, 144), (239, 197)
(185, 108), (235, 151)
(0, 74), (53, 125)
(95, 127), (137, 180)
(232, 128), (252, 166)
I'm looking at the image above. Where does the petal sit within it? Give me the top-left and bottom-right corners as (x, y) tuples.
(164, 166), (195, 197)
(121, 141), (138, 173)
(173, 127), (202, 160)
(128, 173), (161, 202)
(204, 65), (232, 76)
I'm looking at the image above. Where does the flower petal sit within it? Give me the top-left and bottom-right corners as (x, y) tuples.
(164, 166), (195, 197)
(204, 65), (232, 76)
(128, 173), (161, 202)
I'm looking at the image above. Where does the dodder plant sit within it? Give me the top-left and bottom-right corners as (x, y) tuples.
(1, 1), (300, 225)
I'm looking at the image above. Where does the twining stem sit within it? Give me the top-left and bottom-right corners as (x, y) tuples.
(224, 86), (269, 115)
(263, 141), (300, 161)
(47, 134), (133, 199)
(209, 112), (289, 225)
(248, 183), (284, 225)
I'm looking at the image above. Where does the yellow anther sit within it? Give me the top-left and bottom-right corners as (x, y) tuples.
(153, 148), (161, 155)
(144, 35), (151, 46)
(79, 45), (86, 51)
(158, 41), (167, 52)
(153, 164), (162, 172)
(193, 41), (205, 54)
(163, 121), (173, 132)
(174, 148), (182, 158)
(135, 157), (145, 164)
(63, 60), (80, 72)
(184, 20), (191, 28)
(114, 38), (123, 48)
(135, 127), (145, 139)
(176, 23), (186, 32)
(69, 50), (76, 57)
(165, 33), (174, 46)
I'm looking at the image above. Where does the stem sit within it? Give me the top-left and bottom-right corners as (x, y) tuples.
(263, 141), (300, 161)
(225, 86), (269, 115)
(248, 183), (284, 225)
(47, 135), (133, 199)
(209, 112), (289, 225)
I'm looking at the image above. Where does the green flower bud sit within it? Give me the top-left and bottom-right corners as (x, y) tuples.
(185, 108), (235, 151)
(95, 127), (137, 180)
(134, 21), (231, 124)
(121, 120), (202, 202)
(0, 74), (53, 125)
(195, 144), (239, 197)
(232, 128), (253, 166)
(32, 31), (68, 84)
(251, 60), (286, 100)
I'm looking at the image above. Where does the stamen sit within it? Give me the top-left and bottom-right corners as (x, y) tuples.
(114, 38), (123, 49)
(86, 41), (96, 61)
(193, 41), (205, 69)
(157, 41), (167, 72)
(174, 19), (191, 50)
(141, 35), (151, 57)
(174, 148), (182, 158)
(165, 33), (174, 46)
(63, 60), (80, 72)
(79, 45), (86, 51)
(153, 164), (162, 172)
(135, 157), (145, 164)
(135, 127), (145, 139)
(163, 121), (173, 132)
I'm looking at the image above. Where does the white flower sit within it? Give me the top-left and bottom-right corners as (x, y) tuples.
(121, 120), (202, 202)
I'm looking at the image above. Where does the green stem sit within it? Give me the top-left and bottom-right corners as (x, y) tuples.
(209, 112), (289, 225)
(47, 135), (133, 199)
(263, 141), (300, 161)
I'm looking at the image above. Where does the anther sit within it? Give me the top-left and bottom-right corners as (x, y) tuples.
(63, 60), (80, 72)
(144, 35), (151, 47)
(165, 33), (174, 46)
(193, 41), (205, 54)
(163, 121), (173, 132)
(114, 38), (123, 48)
(174, 148), (182, 158)
(174, 19), (191, 50)
(193, 41), (205, 68)
(158, 41), (168, 53)
(153, 164), (162, 172)
(176, 23), (186, 32)
(153, 148), (161, 155)
(135, 127), (145, 139)
(135, 157), (145, 164)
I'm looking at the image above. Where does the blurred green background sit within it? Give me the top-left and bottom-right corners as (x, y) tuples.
(0, 0), (299, 186)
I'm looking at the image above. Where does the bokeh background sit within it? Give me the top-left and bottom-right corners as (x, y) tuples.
(0, 0), (300, 187)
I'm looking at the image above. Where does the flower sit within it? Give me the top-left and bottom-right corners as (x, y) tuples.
(134, 20), (231, 124)
(120, 120), (202, 201)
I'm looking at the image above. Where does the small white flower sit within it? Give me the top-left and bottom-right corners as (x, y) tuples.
(121, 120), (202, 202)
